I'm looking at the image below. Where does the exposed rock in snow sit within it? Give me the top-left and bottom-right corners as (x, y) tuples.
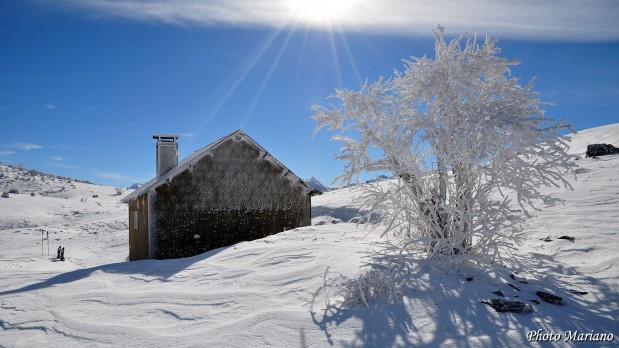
(585, 143), (619, 158)
(312, 215), (342, 225)
(536, 291), (564, 305)
(480, 299), (534, 313)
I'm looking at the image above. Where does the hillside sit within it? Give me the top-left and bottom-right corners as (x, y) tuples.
(1, 124), (618, 347)
(565, 123), (619, 156)
(1, 165), (94, 198)
(0, 165), (130, 268)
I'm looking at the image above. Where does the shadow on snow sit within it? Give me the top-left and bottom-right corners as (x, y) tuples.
(0, 247), (230, 297)
(309, 240), (618, 347)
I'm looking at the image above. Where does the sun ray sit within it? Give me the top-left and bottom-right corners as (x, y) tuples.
(327, 29), (344, 88)
(337, 30), (363, 87)
(240, 27), (297, 128)
(189, 23), (288, 144)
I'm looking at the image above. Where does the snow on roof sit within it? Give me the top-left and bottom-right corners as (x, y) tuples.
(121, 129), (321, 203)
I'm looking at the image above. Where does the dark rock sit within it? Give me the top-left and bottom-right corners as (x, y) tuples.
(493, 290), (504, 297)
(466, 277), (474, 282)
(536, 291), (563, 305)
(481, 299), (533, 313)
(586, 144), (619, 158)
(507, 283), (521, 291)
(570, 290), (588, 296)
(531, 300), (540, 305)
(541, 236), (553, 242)
(558, 235), (575, 242)
(511, 273), (528, 284)
(348, 217), (362, 224)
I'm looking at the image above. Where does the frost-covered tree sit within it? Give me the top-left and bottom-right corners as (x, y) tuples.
(312, 26), (575, 266)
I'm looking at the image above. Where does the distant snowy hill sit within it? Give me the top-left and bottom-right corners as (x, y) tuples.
(305, 176), (330, 193)
(0, 123), (617, 347)
(0, 165), (96, 198)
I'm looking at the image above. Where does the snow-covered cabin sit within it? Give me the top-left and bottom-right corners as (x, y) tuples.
(122, 130), (321, 261)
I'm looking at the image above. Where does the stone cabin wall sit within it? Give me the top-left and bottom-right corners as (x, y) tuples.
(151, 137), (311, 259)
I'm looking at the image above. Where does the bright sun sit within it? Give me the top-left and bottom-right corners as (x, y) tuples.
(288, 0), (354, 24)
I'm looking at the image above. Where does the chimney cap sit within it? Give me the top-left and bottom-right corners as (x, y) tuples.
(153, 134), (180, 142)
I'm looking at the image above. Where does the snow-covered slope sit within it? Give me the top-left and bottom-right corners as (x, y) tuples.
(1, 124), (618, 347)
(566, 123), (619, 156)
(312, 184), (369, 223)
(0, 165), (131, 270)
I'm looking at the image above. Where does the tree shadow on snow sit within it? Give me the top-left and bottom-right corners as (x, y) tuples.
(310, 240), (618, 347)
(0, 247), (230, 297)
(310, 290), (414, 347)
(309, 242), (415, 347)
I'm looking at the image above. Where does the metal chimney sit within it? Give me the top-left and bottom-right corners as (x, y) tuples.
(153, 134), (180, 177)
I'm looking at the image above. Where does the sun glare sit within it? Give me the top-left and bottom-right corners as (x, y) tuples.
(288, 0), (354, 24)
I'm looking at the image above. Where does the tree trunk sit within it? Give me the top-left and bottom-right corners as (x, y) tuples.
(454, 163), (473, 252)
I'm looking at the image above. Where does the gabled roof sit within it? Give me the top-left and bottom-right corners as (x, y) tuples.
(122, 129), (321, 203)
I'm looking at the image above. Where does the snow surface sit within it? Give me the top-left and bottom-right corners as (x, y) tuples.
(1, 124), (618, 347)
(565, 123), (619, 157)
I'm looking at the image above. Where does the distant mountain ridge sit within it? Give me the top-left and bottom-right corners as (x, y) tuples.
(305, 177), (330, 193)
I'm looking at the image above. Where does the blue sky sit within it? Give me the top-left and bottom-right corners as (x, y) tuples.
(1, 0), (618, 188)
